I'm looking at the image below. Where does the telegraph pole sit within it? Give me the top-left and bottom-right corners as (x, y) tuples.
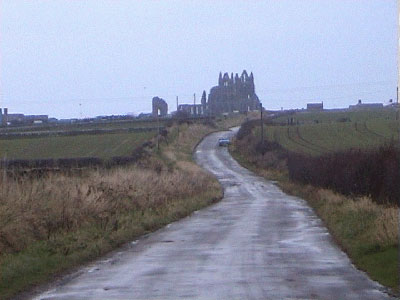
(396, 0), (400, 288)
(193, 93), (196, 105)
(2, 153), (6, 192)
(157, 112), (160, 150)
(176, 96), (179, 111)
(260, 103), (264, 145)
(0, 93), (2, 126)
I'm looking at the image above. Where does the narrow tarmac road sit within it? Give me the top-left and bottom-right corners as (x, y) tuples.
(33, 129), (392, 300)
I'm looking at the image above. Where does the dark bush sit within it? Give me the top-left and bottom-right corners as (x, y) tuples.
(236, 119), (258, 140)
(236, 118), (275, 141)
(337, 117), (350, 122)
(160, 129), (168, 137)
(142, 141), (153, 148)
(109, 156), (136, 166)
(202, 119), (217, 128)
(165, 119), (174, 127)
(57, 157), (103, 168)
(131, 146), (146, 161)
(287, 144), (400, 206)
(255, 140), (282, 155)
(1, 159), (31, 169)
(34, 159), (56, 168)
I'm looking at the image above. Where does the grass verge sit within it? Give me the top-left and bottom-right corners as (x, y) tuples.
(0, 191), (220, 299)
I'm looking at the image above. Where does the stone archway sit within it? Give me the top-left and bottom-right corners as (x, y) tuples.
(152, 97), (168, 117)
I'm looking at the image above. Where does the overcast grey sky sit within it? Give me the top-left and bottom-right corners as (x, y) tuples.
(0, 0), (397, 118)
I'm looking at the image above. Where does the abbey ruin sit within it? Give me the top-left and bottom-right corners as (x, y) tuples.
(152, 97), (168, 117)
(207, 70), (261, 115)
(178, 70), (261, 117)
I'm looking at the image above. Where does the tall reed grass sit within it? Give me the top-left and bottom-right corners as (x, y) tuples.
(0, 162), (217, 255)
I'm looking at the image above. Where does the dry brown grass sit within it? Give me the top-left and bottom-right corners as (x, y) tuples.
(314, 189), (398, 248)
(0, 162), (218, 255)
(162, 123), (216, 162)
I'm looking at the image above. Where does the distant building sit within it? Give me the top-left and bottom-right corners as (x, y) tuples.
(349, 100), (383, 110)
(58, 119), (76, 124)
(0, 107), (48, 126)
(307, 102), (323, 111)
(137, 113), (152, 119)
(386, 99), (399, 108)
(24, 115), (48, 123)
(207, 70), (261, 115)
(7, 114), (26, 123)
(176, 70), (261, 117)
(178, 104), (205, 116)
(177, 91), (207, 117)
(0, 108), (7, 126)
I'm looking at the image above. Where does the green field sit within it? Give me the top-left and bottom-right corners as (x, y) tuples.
(0, 115), (245, 161)
(260, 109), (399, 155)
(0, 131), (156, 160)
(270, 108), (397, 124)
(0, 118), (164, 134)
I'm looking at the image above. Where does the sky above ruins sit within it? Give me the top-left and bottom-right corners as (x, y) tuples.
(0, 0), (397, 118)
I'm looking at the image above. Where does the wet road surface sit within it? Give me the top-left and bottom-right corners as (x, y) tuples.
(34, 129), (393, 299)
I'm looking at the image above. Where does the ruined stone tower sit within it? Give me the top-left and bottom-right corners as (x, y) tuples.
(207, 70), (260, 115)
(152, 97), (168, 117)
